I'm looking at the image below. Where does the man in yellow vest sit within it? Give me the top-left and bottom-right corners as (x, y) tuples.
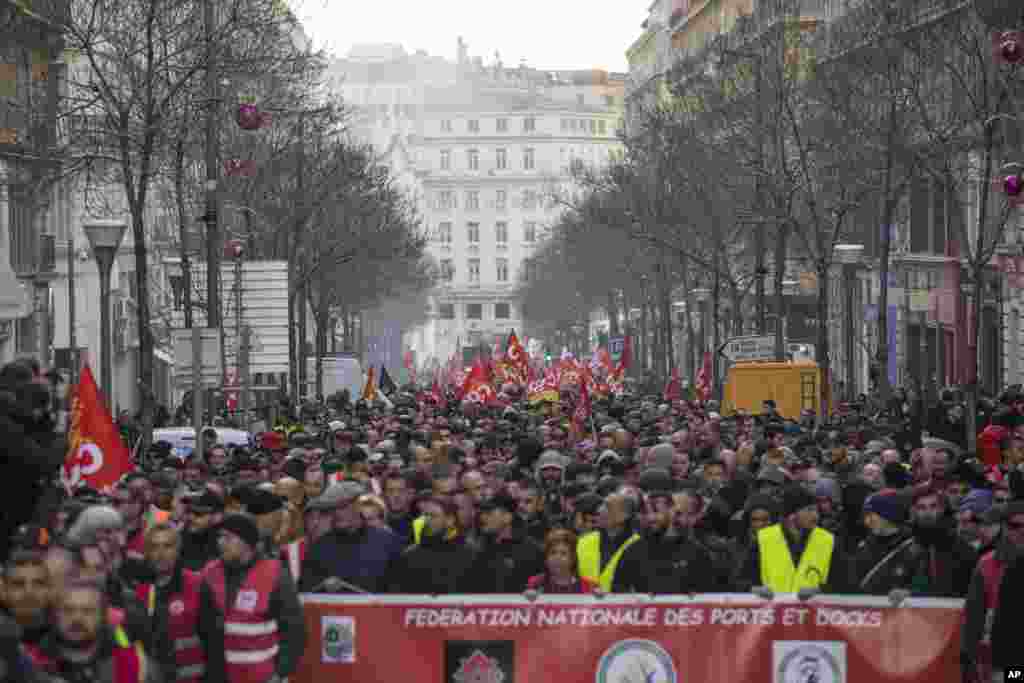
(576, 493), (640, 592)
(739, 486), (848, 596)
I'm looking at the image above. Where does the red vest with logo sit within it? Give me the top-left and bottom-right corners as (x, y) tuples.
(135, 570), (206, 683)
(204, 559), (282, 683)
(280, 538), (306, 582)
(976, 551), (1006, 681)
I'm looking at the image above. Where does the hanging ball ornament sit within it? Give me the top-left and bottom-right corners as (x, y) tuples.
(1005, 174), (1024, 198)
(236, 101), (263, 131)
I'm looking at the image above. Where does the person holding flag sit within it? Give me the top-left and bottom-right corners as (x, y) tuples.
(62, 365), (134, 496)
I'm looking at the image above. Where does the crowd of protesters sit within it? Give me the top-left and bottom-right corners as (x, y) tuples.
(1, 356), (1024, 682)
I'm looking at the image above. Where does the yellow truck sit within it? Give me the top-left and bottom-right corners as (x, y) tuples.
(722, 361), (825, 420)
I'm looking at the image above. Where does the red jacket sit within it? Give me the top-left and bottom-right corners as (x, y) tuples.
(979, 426), (1008, 468)
(135, 570), (205, 683)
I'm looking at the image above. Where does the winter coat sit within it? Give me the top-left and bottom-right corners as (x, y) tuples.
(467, 531), (545, 593)
(387, 530), (476, 594)
(612, 531), (716, 595)
(299, 526), (405, 594)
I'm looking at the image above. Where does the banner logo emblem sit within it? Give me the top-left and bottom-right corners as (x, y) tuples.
(773, 641), (846, 683)
(445, 640), (514, 683)
(322, 616), (355, 663)
(595, 639), (677, 683)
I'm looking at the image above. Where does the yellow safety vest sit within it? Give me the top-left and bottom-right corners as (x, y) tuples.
(412, 516), (458, 545)
(576, 530), (640, 592)
(758, 524), (834, 593)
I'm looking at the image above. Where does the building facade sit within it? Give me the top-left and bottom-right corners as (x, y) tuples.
(331, 42), (625, 368)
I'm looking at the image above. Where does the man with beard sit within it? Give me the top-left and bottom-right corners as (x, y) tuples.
(387, 497), (476, 594)
(904, 489), (976, 597)
(179, 490), (225, 572)
(468, 494), (544, 593)
(198, 514), (305, 683)
(27, 579), (161, 683)
(968, 502), (1024, 683)
(612, 488), (715, 594)
(298, 482), (404, 594)
(1, 551), (53, 648)
(850, 491), (917, 597)
(134, 524), (205, 683)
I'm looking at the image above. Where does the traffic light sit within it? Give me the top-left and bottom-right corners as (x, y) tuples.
(994, 31), (1024, 65)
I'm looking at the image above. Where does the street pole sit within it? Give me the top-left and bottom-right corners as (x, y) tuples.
(192, 325), (204, 462)
(67, 239), (77, 386)
(97, 257), (113, 409)
(203, 0), (220, 330)
(754, 58), (767, 335)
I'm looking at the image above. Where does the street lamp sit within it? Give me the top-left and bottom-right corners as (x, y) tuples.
(83, 219), (127, 408)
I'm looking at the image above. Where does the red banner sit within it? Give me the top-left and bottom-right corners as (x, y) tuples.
(294, 595), (962, 683)
(62, 365), (133, 492)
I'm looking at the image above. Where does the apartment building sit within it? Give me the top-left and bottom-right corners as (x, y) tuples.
(331, 41), (625, 367)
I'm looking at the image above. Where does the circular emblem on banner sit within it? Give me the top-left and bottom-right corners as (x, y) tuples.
(774, 642), (844, 683)
(76, 442), (105, 475)
(169, 600), (185, 616)
(595, 639), (677, 683)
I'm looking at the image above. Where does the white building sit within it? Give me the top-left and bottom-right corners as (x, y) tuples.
(330, 41), (625, 368)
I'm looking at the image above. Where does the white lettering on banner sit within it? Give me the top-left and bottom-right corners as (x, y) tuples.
(401, 606), (884, 629)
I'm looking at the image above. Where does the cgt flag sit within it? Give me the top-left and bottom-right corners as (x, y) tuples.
(361, 367), (379, 403)
(62, 365), (133, 492)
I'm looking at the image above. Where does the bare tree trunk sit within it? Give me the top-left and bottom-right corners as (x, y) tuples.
(773, 224), (789, 360)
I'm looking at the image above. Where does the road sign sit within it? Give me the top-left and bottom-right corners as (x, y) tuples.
(172, 328), (223, 387)
(608, 335), (626, 362)
(722, 335), (776, 363)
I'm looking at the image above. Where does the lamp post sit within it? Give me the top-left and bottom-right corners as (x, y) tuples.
(83, 220), (127, 408)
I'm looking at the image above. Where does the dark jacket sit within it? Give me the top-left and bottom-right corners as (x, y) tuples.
(737, 524), (850, 593)
(963, 544), (1017, 675)
(613, 530), (716, 595)
(32, 623), (162, 683)
(198, 555), (307, 681)
(0, 384), (65, 564)
(903, 523), (977, 598)
(387, 530), (476, 594)
(299, 526), (404, 594)
(850, 530), (917, 595)
(992, 551), (1024, 670)
(467, 530), (544, 593)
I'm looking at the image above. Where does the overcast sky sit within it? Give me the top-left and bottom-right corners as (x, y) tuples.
(294, 0), (641, 73)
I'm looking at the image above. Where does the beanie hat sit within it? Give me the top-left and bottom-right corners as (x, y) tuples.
(781, 486), (817, 517)
(219, 514), (260, 549)
(863, 491), (908, 525)
(813, 477), (841, 504)
(745, 493), (780, 520)
(960, 489), (994, 516)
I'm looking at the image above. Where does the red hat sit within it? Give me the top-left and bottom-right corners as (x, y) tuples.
(260, 432), (286, 451)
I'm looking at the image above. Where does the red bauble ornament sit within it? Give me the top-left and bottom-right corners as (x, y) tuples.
(236, 103), (263, 130)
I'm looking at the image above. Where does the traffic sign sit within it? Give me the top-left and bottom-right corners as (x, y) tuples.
(722, 335), (776, 363)
(172, 328), (223, 387)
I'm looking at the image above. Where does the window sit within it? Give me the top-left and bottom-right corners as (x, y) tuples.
(467, 222), (480, 243)
(466, 303), (483, 319)
(521, 189), (537, 209)
(496, 118), (508, 132)
(523, 117), (536, 132)
(440, 149), (451, 170)
(441, 119), (453, 132)
(598, 119), (607, 135)
(523, 148), (535, 170)
(440, 259), (454, 282)
(561, 119), (569, 132)
(523, 221), (537, 242)
(468, 259), (480, 284)
(496, 148), (507, 170)
(438, 191), (456, 209)
(495, 302), (511, 319)
(495, 221), (508, 244)
(570, 119), (578, 131)
(439, 303), (455, 319)
(521, 259), (535, 282)
(496, 190), (507, 209)
(577, 93), (585, 106)
(437, 221), (452, 243)
(466, 191), (480, 211)
(467, 149), (479, 170)
(496, 257), (509, 282)
(468, 119), (480, 133)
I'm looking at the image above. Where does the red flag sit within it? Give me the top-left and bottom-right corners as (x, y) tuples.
(62, 365), (133, 492)
(573, 380), (592, 435)
(504, 330), (529, 385)
(664, 366), (682, 402)
(695, 352), (713, 402)
(403, 350), (416, 384)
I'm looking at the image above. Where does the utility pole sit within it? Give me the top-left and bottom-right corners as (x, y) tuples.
(67, 239), (77, 386)
(753, 58), (767, 335)
(295, 112), (307, 403)
(203, 0), (220, 330)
